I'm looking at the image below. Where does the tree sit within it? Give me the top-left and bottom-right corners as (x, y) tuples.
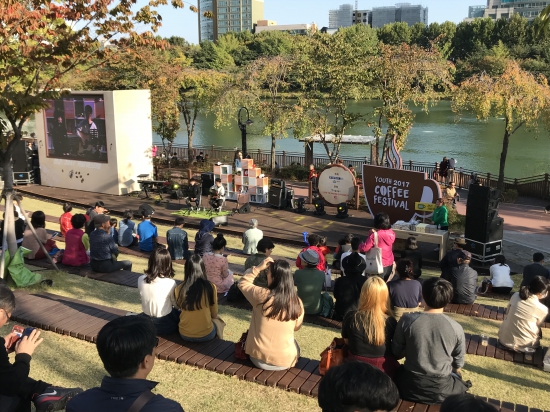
(377, 22), (412, 45)
(294, 25), (378, 162)
(191, 41), (235, 70)
(177, 69), (228, 161)
(367, 43), (454, 165)
(0, 0), (204, 266)
(452, 60), (550, 190)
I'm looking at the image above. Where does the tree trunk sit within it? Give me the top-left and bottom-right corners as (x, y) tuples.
(270, 134), (276, 170)
(498, 130), (510, 191)
(187, 133), (194, 163)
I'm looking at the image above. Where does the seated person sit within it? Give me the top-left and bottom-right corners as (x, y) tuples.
(440, 238), (466, 281)
(118, 210), (138, 247)
(392, 277), (470, 404)
(238, 258), (304, 371)
(342, 277), (399, 377)
(332, 233), (353, 269)
(387, 259), (423, 321)
(0, 285), (83, 412)
(166, 217), (189, 261)
(341, 237), (366, 276)
(244, 237), (275, 288)
(521, 252), (550, 287)
(62, 214), (90, 267)
(441, 394), (498, 412)
(109, 218), (118, 244)
(400, 237), (422, 279)
(186, 178), (201, 209)
(318, 236), (330, 257)
(242, 219), (263, 255)
(489, 255), (514, 295)
(498, 276), (549, 352)
(209, 178), (225, 211)
(196, 151), (205, 163)
(317, 362), (400, 412)
(293, 249), (325, 315)
(450, 251), (477, 304)
(66, 316), (184, 412)
(194, 219), (215, 257)
(89, 215), (133, 273)
(0, 210), (26, 249)
(21, 211), (57, 260)
(295, 233), (326, 272)
(59, 202), (73, 237)
(138, 248), (179, 335)
(85, 201), (107, 235)
(332, 252), (367, 321)
(174, 255), (218, 342)
(203, 234), (234, 294)
(137, 212), (158, 253)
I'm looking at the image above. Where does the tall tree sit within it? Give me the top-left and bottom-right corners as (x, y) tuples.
(452, 60), (550, 190)
(367, 43), (454, 165)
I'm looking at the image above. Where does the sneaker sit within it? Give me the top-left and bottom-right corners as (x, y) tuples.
(34, 386), (83, 411)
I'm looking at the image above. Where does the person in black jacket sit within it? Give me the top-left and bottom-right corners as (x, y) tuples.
(521, 253), (550, 288)
(400, 237), (422, 279)
(332, 252), (367, 321)
(450, 251), (478, 304)
(440, 238), (466, 281)
(194, 219), (215, 256)
(66, 316), (184, 412)
(186, 178), (201, 209)
(0, 285), (82, 412)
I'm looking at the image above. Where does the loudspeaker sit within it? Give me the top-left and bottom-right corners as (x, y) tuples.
(467, 185), (501, 211)
(138, 203), (155, 217)
(210, 215), (228, 226)
(201, 172), (214, 196)
(269, 186), (285, 209)
(285, 189), (295, 209)
(465, 216), (504, 243)
(237, 203), (251, 214)
(270, 178), (285, 190)
(12, 140), (32, 173)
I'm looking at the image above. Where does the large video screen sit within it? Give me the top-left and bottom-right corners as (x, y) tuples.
(43, 94), (108, 163)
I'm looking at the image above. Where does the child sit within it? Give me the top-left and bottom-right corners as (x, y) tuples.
(109, 217), (118, 244)
(318, 236), (330, 256)
(59, 202), (73, 237)
(62, 214), (90, 266)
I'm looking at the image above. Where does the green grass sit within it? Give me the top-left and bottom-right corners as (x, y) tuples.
(10, 196), (550, 411)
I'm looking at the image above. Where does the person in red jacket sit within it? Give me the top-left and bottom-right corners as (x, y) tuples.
(59, 202), (73, 237)
(296, 233), (326, 272)
(62, 214), (90, 267)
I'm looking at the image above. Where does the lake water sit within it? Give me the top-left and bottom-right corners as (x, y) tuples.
(25, 100), (550, 178)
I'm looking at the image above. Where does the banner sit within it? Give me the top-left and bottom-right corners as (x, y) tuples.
(318, 165), (356, 205)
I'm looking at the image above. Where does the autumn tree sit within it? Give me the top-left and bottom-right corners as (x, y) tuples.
(294, 25), (378, 162)
(366, 43), (454, 166)
(452, 60), (550, 190)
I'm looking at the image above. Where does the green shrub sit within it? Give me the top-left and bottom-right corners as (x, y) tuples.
(501, 188), (519, 203)
(446, 204), (466, 232)
(276, 164), (309, 181)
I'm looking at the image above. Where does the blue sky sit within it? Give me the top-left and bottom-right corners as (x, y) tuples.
(150, 0), (473, 44)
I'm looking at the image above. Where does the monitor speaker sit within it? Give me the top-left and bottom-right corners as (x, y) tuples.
(201, 172), (214, 196)
(12, 140), (32, 173)
(138, 203), (155, 217)
(465, 216), (504, 243)
(237, 203), (251, 214)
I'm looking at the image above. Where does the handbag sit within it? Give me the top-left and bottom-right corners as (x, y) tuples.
(319, 337), (348, 376)
(212, 316), (226, 339)
(324, 269), (333, 289)
(320, 292), (334, 318)
(234, 330), (248, 360)
(364, 231), (383, 275)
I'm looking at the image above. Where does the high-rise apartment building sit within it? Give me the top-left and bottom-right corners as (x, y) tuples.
(198, 0), (265, 42)
(467, 0), (547, 21)
(353, 9), (372, 25)
(328, 4), (354, 28)
(372, 3), (428, 28)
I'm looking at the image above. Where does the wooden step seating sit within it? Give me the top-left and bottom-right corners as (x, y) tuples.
(8, 291), (537, 411)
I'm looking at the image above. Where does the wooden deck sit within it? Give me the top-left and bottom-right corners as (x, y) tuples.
(9, 291), (542, 411)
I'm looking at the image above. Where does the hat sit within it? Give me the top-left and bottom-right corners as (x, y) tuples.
(458, 250), (472, 260)
(199, 219), (215, 234)
(455, 237), (467, 246)
(299, 249), (319, 266)
(93, 214), (110, 225)
(342, 253), (367, 276)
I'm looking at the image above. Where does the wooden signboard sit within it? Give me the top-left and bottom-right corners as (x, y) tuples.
(362, 164), (441, 222)
(317, 164), (356, 206)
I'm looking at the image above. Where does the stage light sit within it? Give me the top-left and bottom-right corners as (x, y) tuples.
(313, 198), (326, 216)
(336, 202), (348, 219)
(171, 183), (180, 190)
(295, 198), (306, 214)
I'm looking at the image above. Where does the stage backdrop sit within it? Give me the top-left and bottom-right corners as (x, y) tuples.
(362, 164), (441, 222)
(35, 90), (153, 195)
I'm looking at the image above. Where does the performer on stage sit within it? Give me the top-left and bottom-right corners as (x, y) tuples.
(186, 178), (201, 209)
(209, 178), (225, 211)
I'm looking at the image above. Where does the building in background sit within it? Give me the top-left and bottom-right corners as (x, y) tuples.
(466, 0), (547, 21)
(198, 0), (265, 42)
(329, 3), (354, 28)
(255, 20), (318, 35)
(372, 3), (428, 28)
(353, 9), (372, 26)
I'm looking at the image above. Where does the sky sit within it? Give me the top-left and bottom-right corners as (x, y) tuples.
(148, 0), (474, 44)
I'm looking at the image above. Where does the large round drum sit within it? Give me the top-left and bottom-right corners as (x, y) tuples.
(317, 165), (356, 206)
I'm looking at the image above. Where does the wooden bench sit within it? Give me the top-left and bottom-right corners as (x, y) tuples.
(9, 291), (538, 411)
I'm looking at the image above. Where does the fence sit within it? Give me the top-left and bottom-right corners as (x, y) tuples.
(160, 144), (550, 200)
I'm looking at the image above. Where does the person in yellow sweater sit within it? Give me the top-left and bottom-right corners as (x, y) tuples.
(174, 255), (218, 342)
(238, 257), (304, 371)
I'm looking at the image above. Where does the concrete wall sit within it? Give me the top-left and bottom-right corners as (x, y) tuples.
(35, 90), (153, 196)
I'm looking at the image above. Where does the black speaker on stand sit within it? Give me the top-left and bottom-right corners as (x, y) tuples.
(268, 179), (286, 209)
(201, 172), (214, 196)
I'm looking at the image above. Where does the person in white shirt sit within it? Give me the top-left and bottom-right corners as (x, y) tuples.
(489, 255), (515, 295)
(209, 178), (225, 211)
(242, 219), (263, 255)
(341, 237), (367, 276)
(137, 247), (180, 335)
(498, 276), (549, 351)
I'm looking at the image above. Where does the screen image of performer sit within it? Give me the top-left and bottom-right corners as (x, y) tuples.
(209, 178), (225, 211)
(76, 105), (98, 155)
(49, 110), (68, 156)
